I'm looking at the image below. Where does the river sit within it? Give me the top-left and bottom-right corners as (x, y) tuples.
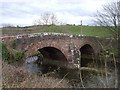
(24, 56), (119, 88)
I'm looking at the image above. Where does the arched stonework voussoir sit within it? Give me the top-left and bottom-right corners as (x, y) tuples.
(25, 41), (68, 61)
(77, 40), (102, 55)
(38, 47), (68, 62)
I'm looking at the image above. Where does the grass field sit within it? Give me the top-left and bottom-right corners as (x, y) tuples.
(2, 25), (115, 38)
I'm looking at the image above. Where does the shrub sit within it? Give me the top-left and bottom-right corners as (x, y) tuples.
(11, 41), (17, 49)
(1, 42), (24, 63)
(14, 52), (24, 62)
(1, 43), (14, 63)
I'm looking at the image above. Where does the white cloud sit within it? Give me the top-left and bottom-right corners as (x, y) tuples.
(0, 0), (115, 26)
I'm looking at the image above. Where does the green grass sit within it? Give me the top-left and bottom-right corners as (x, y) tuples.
(0, 43), (14, 63)
(68, 26), (114, 37)
(2, 25), (115, 38)
(0, 42), (24, 63)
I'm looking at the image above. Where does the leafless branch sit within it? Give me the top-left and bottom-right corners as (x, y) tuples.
(94, 1), (120, 38)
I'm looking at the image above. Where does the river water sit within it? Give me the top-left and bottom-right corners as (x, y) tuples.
(24, 56), (118, 88)
(24, 56), (43, 74)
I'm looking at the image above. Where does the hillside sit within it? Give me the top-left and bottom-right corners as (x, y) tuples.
(2, 25), (115, 38)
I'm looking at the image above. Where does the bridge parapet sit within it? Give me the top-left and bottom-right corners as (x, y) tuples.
(1, 32), (101, 40)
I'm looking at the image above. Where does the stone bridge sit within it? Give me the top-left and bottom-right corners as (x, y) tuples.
(2, 33), (115, 69)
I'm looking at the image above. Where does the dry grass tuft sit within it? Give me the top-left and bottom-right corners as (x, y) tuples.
(2, 61), (72, 88)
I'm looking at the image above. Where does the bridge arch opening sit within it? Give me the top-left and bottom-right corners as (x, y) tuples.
(80, 44), (95, 67)
(38, 47), (67, 62)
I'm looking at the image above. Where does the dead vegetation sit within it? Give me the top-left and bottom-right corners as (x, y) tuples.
(2, 61), (73, 88)
(2, 58), (119, 88)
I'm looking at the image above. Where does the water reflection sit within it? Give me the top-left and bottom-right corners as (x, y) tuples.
(24, 56), (43, 74)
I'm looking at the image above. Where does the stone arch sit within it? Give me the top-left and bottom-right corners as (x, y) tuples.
(80, 44), (95, 67)
(25, 41), (68, 59)
(38, 46), (67, 62)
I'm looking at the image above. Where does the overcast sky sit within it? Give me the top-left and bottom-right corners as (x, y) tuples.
(0, 0), (115, 26)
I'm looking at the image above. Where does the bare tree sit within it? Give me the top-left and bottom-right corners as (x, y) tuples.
(41, 12), (51, 25)
(34, 12), (59, 26)
(95, 1), (120, 38)
(50, 12), (58, 25)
